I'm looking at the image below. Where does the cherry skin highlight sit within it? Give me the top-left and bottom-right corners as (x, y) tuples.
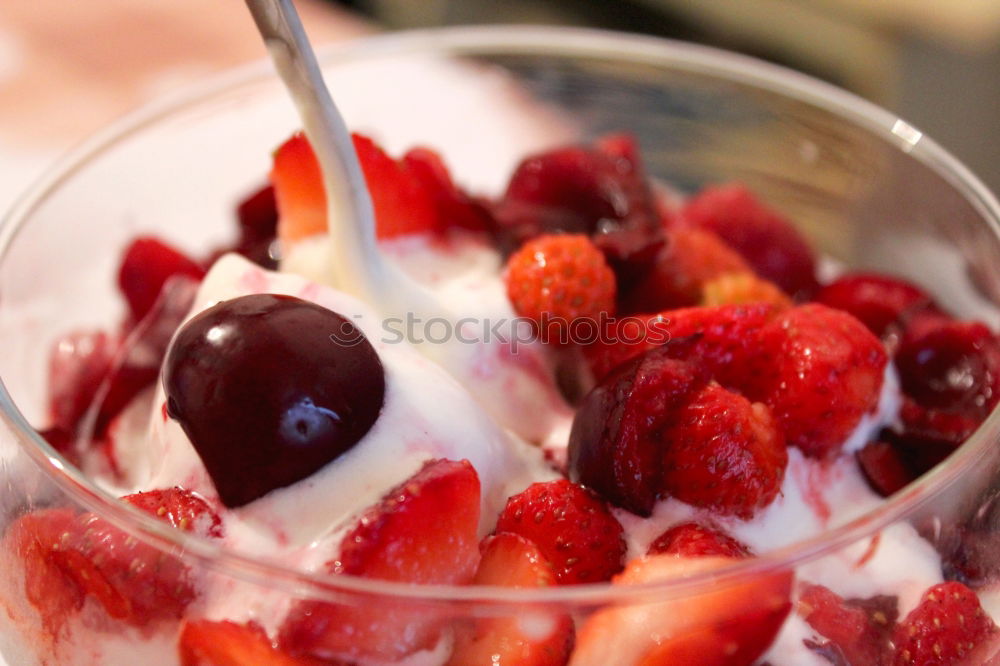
(163, 293), (385, 507)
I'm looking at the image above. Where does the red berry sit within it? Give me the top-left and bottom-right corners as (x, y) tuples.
(619, 227), (751, 312)
(816, 273), (937, 337)
(352, 133), (441, 239)
(447, 533), (574, 666)
(123, 487), (222, 537)
(898, 397), (980, 449)
(271, 132), (443, 245)
(569, 347), (707, 515)
(271, 132), (327, 245)
(892, 582), (997, 665)
(492, 136), (664, 289)
(179, 620), (329, 666)
(679, 183), (818, 298)
(896, 319), (1000, 423)
(233, 184), (279, 269)
(118, 236), (205, 323)
(4, 489), (218, 629)
(798, 583), (897, 666)
(856, 440), (914, 497)
(279, 459), (480, 662)
(584, 302), (776, 385)
(661, 382), (788, 518)
(744, 304), (887, 458)
(495, 479), (626, 585)
(572, 555), (792, 666)
(505, 234), (616, 344)
(47, 329), (118, 434)
(647, 522), (751, 558)
(402, 147), (493, 233)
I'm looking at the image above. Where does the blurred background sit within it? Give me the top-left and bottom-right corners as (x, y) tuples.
(0, 0), (997, 211)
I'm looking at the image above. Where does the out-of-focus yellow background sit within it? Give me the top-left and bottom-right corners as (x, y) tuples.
(1, 0), (998, 210)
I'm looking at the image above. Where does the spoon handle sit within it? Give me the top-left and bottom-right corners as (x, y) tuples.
(244, 0), (383, 302)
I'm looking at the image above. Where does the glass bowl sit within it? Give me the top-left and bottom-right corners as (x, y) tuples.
(2, 25), (1000, 666)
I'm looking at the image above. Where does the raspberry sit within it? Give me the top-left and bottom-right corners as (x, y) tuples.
(505, 234), (616, 344)
(495, 479), (626, 585)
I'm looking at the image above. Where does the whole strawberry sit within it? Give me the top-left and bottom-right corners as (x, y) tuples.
(661, 382), (788, 518)
(505, 234), (616, 344)
(495, 479), (626, 584)
(893, 581), (997, 665)
(743, 304), (887, 458)
(583, 302), (776, 384)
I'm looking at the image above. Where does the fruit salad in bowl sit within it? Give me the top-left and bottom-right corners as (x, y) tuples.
(2, 26), (1000, 666)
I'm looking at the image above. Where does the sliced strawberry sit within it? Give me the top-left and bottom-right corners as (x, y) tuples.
(856, 440), (914, 497)
(118, 236), (205, 323)
(743, 304), (887, 458)
(569, 347), (707, 516)
(4, 508), (86, 632)
(36, 425), (78, 463)
(494, 480), (625, 585)
(660, 382), (788, 518)
(583, 302), (776, 385)
(402, 147), (492, 233)
(4, 490), (217, 629)
(619, 227), (750, 312)
(279, 459), (481, 662)
(892, 581), (996, 665)
(447, 533), (573, 665)
(123, 487), (223, 537)
(798, 583), (897, 666)
(816, 273), (938, 338)
(647, 522), (752, 558)
(571, 555), (793, 666)
(352, 133), (440, 239)
(47, 329), (118, 434)
(678, 183), (818, 298)
(271, 132), (327, 245)
(179, 620), (330, 666)
(272, 132), (446, 243)
(96, 276), (198, 437)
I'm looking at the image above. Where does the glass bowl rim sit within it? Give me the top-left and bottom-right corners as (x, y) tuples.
(2, 23), (1000, 607)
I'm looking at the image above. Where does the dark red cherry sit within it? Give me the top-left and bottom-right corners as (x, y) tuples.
(568, 346), (706, 516)
(163, 294), (385, 507)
